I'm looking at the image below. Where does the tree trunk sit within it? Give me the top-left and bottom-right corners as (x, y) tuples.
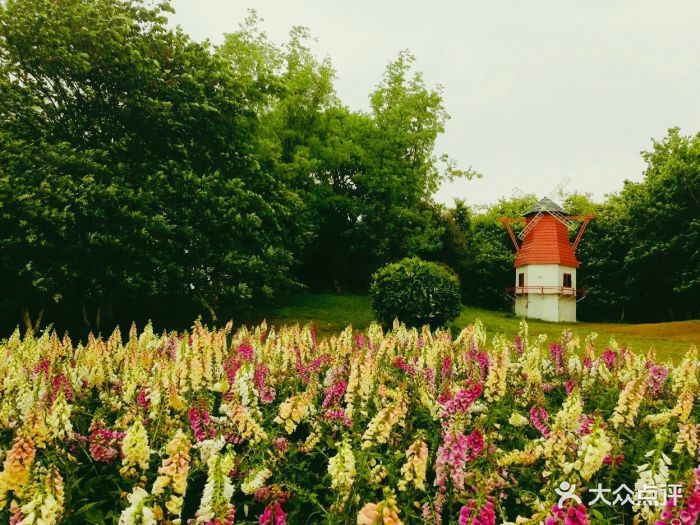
(203, 300), (218, 324)
(21, 307), (44, 334)
(82, 301), (91, 329)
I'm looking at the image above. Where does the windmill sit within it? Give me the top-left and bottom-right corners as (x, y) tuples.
(499, 179), (594, 323)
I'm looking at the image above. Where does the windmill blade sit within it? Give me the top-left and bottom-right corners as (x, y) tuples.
(549, 209), (575, 230)
(547, 177), (571, 201)
(511, 186), (526, 198)
(518, 211), (543, 239)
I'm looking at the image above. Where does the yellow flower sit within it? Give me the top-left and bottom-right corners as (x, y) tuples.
(673, 422), (698, 457)
(241, 466), (272, 495)
(0, 434), (36, 508)
(120, 419), (151, 478)
(484, 336), (510, 402)
(196, 451), (235, 523)
(610, 375), (647, 429)
(508, 413), (529, 427)
(225, 403), (267, 443)
(398, 439), (428, 491)
(274, 392), (313, 434)
(151, 430), (191, 519)
(328, 440), (356, 500)
(357, 491), (403, 525)
(361, 397), (407, 450)
(574, 427), (612, 481)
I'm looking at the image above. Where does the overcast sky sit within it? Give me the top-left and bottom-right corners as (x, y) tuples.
(169, 0), (700, 206)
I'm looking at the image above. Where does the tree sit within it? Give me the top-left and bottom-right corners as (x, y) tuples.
(621, 128), (700, 320)
(0, 0), (305, 332)
(220, 21), (476, 291)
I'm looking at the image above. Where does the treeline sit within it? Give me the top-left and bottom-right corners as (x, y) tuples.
(453, 131), (700, 323)
(0, 1), (697, 336)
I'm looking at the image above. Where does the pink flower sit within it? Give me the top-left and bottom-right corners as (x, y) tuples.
(254, 365), (276, 404)
(530, 406), (551, 438)
(435, 429), (484, 492)
(514, 335), (524, 355)
(647, 365), (669, 397)
(273, 437), (289, 453)
(323, 409), (352, 427)
(322, 380), (347, 409)
(136, 388), (149, 411)
(223, 355), (241, 384)
(600, 349), (617, 370)
(577, 416), (594, 436)
(602, 454), (624, 466)
(441, 356), (453, 380)
(459, 499), (496, 525)
(160, 336), (178, 359)
(549, 343), (565, 373)
(259, 502), (286, 525)
(393, 357), (416, 376)
(89, 424), (125, 463)
(440, 384), (483, 419)
(238, 342), (254, 361)
(545, 503), (589, 525)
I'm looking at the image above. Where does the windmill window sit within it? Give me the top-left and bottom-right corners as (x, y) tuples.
(563, 273), (572, 288)
(518, 273), (525, 287)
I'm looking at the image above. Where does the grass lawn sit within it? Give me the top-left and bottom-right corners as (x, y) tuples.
(251, 293), (700, 362)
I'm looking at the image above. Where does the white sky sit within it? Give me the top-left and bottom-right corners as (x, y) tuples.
(169, 0), (700, 206)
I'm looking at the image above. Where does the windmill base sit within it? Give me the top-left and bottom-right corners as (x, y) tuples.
(515, 294), (576, 323)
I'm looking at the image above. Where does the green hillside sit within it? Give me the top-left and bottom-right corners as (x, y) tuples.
(252, 293), (700, 362)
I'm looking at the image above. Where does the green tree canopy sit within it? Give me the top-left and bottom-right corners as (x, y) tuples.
(0, 0), (305, 332)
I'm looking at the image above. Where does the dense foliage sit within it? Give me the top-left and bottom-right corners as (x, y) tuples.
(0, 2), (474, 335)
(0, 0), (304, 333)
(370, 257), (462, 329)
(218, 15), (476, 292)
(0, 320), (698, 524)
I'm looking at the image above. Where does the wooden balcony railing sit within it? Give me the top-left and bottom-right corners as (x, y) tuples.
(505, 286), (588, 299)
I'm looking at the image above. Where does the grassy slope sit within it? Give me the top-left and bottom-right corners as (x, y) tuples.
(252, 293), (700, 362)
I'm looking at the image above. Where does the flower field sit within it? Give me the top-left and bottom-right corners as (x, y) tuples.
(0, 320), (698, 525)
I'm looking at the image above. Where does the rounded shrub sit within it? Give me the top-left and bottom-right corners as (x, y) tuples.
(370, 257), (462, 329)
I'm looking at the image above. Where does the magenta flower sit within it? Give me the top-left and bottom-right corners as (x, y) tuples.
(435, 429), (484, 492)
(238, 342), (254, 361)
(393, 357), (416, 376)
(189, 404), (213, 442)
(322, 380), (347, 409)
(260, 502), (286, 525)
(89, 424), (125, 463)
(530, 406), (551, 438)
(600, 349), (617, 370)
(440, 384), (483, 419)
(545, 503), (589, 525)
(549, 343), (565, 373)
(459, 499), (496, 525)
(647, 365), (669, 397)
(656, 467), (700, 524)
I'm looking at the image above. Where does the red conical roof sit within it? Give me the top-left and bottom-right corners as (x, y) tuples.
(514, 213), (579, 268)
